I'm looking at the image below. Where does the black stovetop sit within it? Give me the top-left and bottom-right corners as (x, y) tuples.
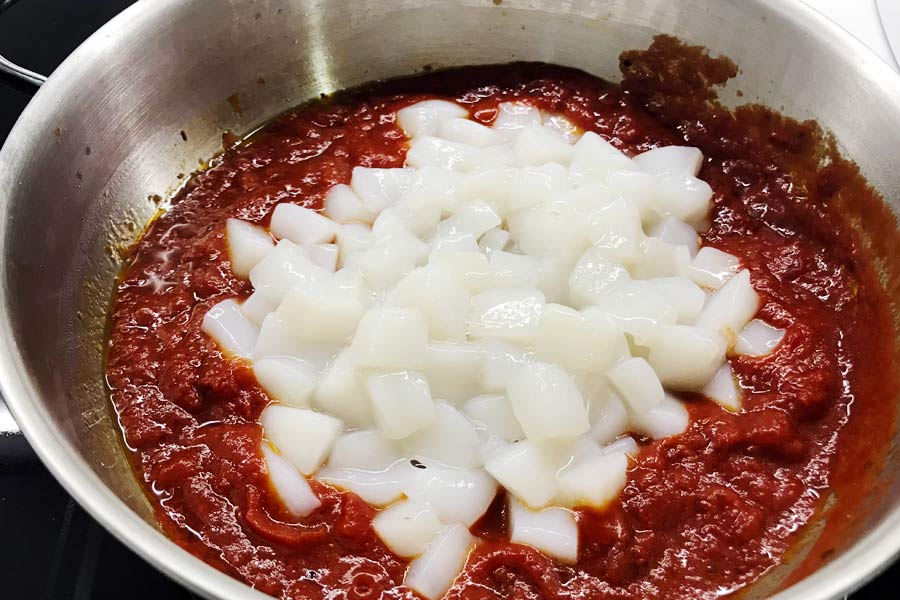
(0, 1), (896, 598)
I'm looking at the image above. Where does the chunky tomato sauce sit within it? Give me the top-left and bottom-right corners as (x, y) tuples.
(106, 37), (900, 599)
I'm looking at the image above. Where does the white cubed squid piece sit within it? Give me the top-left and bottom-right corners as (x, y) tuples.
(405, 524), (476, 600)
(261, 443), (321, 517)
(225, 218), (274, 278)
(260, 404), (343, 475)
(508, 497), (579, 563)
(506, 361), (589, 442)
(365, 370), (435, 440)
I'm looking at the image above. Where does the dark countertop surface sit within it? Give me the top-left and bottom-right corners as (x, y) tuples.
(0, 0), (895, 598)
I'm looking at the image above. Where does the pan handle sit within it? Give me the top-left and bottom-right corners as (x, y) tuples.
(0, 54), (46, 87)
(0, 0), (47, 87)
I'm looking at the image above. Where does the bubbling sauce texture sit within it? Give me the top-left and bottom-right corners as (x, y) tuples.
(106, 36), (899, 599)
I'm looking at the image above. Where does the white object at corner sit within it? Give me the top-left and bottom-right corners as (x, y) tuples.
(802, 0), (899, 70)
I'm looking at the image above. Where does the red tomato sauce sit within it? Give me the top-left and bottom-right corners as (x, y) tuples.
(106, 37), (900, 599)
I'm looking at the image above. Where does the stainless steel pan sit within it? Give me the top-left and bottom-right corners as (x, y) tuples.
(2, 1), (900, 598)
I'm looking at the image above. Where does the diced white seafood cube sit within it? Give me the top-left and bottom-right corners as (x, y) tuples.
(688, 247), (741, 290)
(405, 463), (498, 526)
(313, 349), (372, 428)
(480, 339), (535, 392)
(492, 102), (543, 141)
(507, 163), (568, 213)
(630, 238), (691, 279)
(507, 204), (589, 263)
(478, 435), (508, 465)
(477, 143), (515, 170)
(397, 99), (469, 138)
(649, 277), (706, 324)
(274, 283), (365, 347)
(435, 205), (500, 255)
(463, 394), (525, 442)
(202, 299), (259, 359)
(335, 222), (373, 261)
(542, 113), (580, 143)
(429, 249), (494, 293)
(304, 243), (339, 272)
(328, 270), (370, 305)
(373, 500), (444, 558)
(404, 166), (465, 212)
(454, 168), (511, 215)
(438, 117), (503, 148)
(250, 240), (332, 302)
(391, 266), (471, 341)
(601, 435), (639, 457)
(532, 256), (574, 305)
(576, 369), (611, 404)
(327, 429), (400, 471)
(249, 239), (331, 303)
(489, 250), (540, 289)
(253, 357), (319, 407)
(650, 217), (700, 257)
(702, 362), (741, 411)
(270, 203), (338, 246)
(593, 281), (678, 346)
(587, 395), (630, 445)
(508, 497), (578, 563)
(634, 145), (703, 177)
(606, 357), (664, 414)
(513, 124), (575, 166)
(507, 362), (589, 442)
(450, 200), (503, 237)
(607, 170), (657, 221)
(561, 435), (607, 465)
(372, 209), (432, 250)
(350, 166), (416, 212)
(654, 174), (713, 226)
(391, 196), (443, 240)
(479, 228), (510, 255)
(421, 341), (484, 403)
(344, 240), (426, 292)
(351, 307), (428, 369)
(404, 403), (483, 468)
(366, 371), (435, 440)
(315, 464), (406, 506)
(568, 246), (631, 308)
(405, 524), (475, 600)
(585, 197), (644, 264)
(323, 183), (378, 224)
(261, 443), (321, 517)
(252, 314), (334, 370)
(261, 405), (343, 475)
(406, 136), (485, 173)
(240, 292), (278, 326)
(556, 451), (628, 510)
(647, 325), (726, 390)
(565, 180), (612, 216)
(225, 218), (274, 278)
(735, 319), (785, 356)
(484, 440), (558, 508)
(431, 226), (479, 256)
(535, 304), (620, 372)
(581, 308), (632, 361)
(695, 270), (759, 346)
(569, 131), (639, 184)
(468, 287), (545, 345)
(370, 205), (415, 241)
(630, 393), (690, 438)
